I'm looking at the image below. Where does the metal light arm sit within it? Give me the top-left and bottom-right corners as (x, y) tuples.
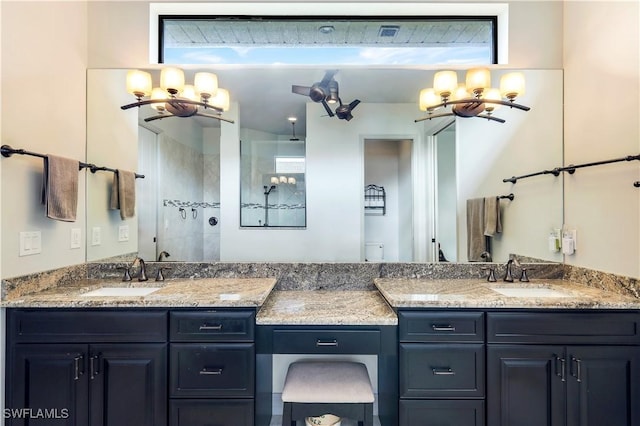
(415, 112), (506, 123)
(145, 112), (235, 124)
(121, 98), (223, 113)
(431, 97), (531, 112)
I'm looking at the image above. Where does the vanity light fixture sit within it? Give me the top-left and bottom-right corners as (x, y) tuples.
(415, 68), (530, 124)
(121, 68), (234, 123)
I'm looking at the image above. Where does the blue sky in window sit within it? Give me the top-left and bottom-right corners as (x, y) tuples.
(163, 46), (491, 66)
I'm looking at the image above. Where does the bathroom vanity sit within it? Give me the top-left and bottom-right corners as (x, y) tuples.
(3, 274), (640, 426)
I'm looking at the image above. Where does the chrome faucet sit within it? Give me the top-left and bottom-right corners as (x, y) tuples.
(157, 251), (171, 262)
(131, 257), (148, 281)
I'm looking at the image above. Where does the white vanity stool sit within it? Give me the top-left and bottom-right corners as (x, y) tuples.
(281, 361), (374, 426)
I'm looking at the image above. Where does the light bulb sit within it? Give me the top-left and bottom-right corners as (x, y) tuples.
(419, 88), (440, 112)
(483, 88), (502, 113)
(500, 72), (525, 101)
(452, 84), (470, 101)
(465, 68), (491, 96)
(160, 67), (185, 96)
(194, 72), (218, 101)
(126, 70), (152, 99)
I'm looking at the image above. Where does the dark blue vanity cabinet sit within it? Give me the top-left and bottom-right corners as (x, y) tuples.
(169, 310), (256, 426)
(487, 312), (640, 426)
(398, 310), (485, 426)
(6, 309), (168, 426)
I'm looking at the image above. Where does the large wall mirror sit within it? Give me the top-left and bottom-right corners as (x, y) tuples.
(86, 68), (564, 264)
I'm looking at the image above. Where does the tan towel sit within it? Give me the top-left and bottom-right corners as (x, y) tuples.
(41, 154), (79, 222)
(110, 170), (136, 219)
(484, 197), (502, 237)
(466, 198), (486, 261)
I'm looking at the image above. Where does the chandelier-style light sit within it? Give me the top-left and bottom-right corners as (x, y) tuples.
(121, 68), (234, 123)
(415, 68), (529, 124)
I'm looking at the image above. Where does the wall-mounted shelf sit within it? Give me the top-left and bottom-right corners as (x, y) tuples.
(365, 184), (386, 215)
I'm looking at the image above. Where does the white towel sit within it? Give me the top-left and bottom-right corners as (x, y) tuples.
(109, 170), (136, 219)
(41, 154), (79, 222)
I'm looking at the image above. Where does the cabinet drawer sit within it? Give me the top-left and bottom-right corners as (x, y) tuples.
(400, 343), (485, 398)
(400, 400), (485, 426)
(170, 343), (254, 397)
(8, 309), (168, 343)
(487, 312), (640, 344)
(170, 399), (254, 426)
(272, 329), (380, 354)
(170, 310), (255, 342)
(399, 311), (484, 342)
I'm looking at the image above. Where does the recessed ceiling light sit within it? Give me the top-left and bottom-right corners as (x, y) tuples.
(318, 25), (335, 34)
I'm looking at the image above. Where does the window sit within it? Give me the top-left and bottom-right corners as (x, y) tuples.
(159, 16), (497, 65)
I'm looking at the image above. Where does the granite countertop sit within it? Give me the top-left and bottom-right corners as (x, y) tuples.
(374, 278), (640, 309)
(0, 277), (277, 308)
(256, 290), (398, 325)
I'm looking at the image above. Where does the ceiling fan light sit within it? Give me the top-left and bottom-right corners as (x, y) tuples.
(433, 70), (458, 100)
(466, 68), (491, 96)
(483, 88), (502, 113)
(419, 88), (440, 112)
(194, 72), (218, 101)
(126, 70), (152, 99)
(150, 87), (168, 112)
(210, 88), (230, 112)
(160, 67), (185, 96)
(500, 72), (525, 100)
(327, 80), (339, 104)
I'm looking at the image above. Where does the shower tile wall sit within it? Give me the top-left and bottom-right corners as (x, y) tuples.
(203, 151), (221, 261)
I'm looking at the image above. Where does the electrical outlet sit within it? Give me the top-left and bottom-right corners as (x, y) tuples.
(91, 227), (101, 246)
(70, 228), (82, 249)
(118, 225), (129, 242)
(19, 231), (42, 256)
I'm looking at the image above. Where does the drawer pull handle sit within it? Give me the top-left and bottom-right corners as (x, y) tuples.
(316, 339), (339, 347)
(73, 355), (84, 380)
(199, 324), (223, 331)
(199, 367), (224, 375)
(432, 368), (455, 376)
(431, 324), (456, 332)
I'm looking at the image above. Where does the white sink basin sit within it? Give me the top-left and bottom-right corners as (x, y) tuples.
(81, 287), (161, 297)
(490, 287), (572, 298)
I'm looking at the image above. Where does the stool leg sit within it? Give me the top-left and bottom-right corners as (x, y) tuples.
(282, 402), (294, 426)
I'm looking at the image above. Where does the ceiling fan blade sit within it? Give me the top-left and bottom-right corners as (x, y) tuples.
(345, 113), (354, 121)
(348, 99), (361, 110)
(321, 99), (335, 117)
(319, 70), (338, 86)
(292, 85), (312, 96)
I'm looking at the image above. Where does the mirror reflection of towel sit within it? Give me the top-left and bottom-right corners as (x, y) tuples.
(42, 155), (79, 222)
(466, 198), (485, 261)
(109, 170), (136, 219)
(484, 197), (502, 237)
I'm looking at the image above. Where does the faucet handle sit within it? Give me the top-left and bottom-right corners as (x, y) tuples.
(503, 260), (515, 282)
(519, 268), (531, 282)
(118, 267), (132, 282)
(155, 267), (171, 282)
(481, 267), (497, 282)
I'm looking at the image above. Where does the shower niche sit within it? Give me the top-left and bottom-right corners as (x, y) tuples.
(240, 139), (306, 228)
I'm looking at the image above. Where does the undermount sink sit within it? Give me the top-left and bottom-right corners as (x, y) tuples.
(81, 287), (161, 297)
(490, 286), (572, 298)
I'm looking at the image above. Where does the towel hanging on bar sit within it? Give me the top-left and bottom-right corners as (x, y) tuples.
(41, 154), (79, 222)
(110, 170), (136, 220)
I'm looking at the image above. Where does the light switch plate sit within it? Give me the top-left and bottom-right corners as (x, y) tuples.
(71, 228), (82, 249)
(91, 227), (101, 246)
(118, 225), (129, 242)
(19, 231), (42, 256)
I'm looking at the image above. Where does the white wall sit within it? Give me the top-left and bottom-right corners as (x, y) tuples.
(456, 70), (564, 263)
(563, 1), (640, 278)
(436, 125), (457, 262)
(1, 2), (88, 278)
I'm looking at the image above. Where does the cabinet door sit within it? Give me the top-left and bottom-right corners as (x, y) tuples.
(8, 344), (89, 426)
(566, 346), (640, 426)
(487, 345), (565, 426)
(89, 344), (167, 426)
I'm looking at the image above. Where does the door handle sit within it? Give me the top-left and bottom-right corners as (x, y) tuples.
(199, 367), (224, 375)
(554, 355), (566, 382)
(432, 367), (455, 376)
(89, 354), (100, 380)
(73, 355), (84, 380)
(431, 324), (456, 332)
(316, 339), (338, 347)
(570, 357), (582, 382)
